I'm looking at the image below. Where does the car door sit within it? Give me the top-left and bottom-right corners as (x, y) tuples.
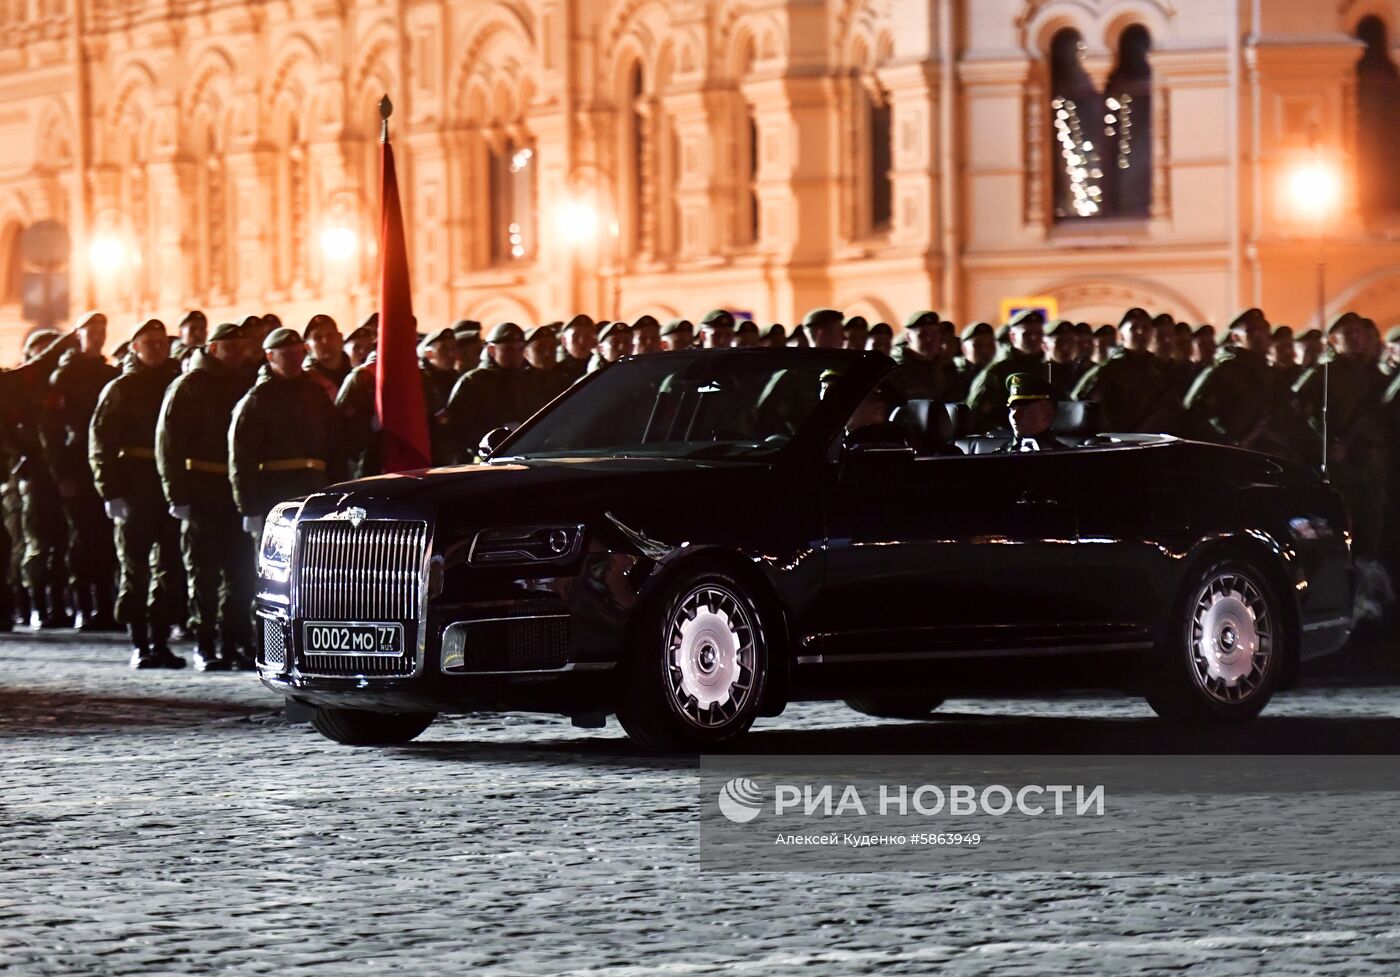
(815, 449), (1082, 661)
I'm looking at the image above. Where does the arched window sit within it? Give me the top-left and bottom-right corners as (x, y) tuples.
(1051, 29), (1104, 219)
(1051, 26), (1153, 221)
(1105, 25), (1152, 217)
(1355, 16), (1400, 215)
(489, 138), (536, 263)
(741, 108), (760, 245)
(625, 63), (647, 256)
(867, 85), (893, 232)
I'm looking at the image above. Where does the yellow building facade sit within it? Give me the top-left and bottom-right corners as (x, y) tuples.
(3, 0), (1400, 360)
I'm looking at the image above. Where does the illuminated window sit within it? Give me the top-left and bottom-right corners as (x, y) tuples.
(490, 140), (536, 263)
(1051, 26), (1152, 222)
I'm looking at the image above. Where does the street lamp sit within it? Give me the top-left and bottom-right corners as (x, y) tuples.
(87, 234), (132, 276)
(319, 225), (359, 263)
(1287, 143), (1341, 478)
(560, 164), (622, 318)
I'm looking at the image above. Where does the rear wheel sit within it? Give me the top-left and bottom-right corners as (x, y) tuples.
(1145, 559), (1283, 723)
(615, 569), (769, 752)
(844, 696), (946, 720)
(310, 706), (437, 746)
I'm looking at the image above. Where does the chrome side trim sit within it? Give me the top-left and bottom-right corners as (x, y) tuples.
(796, 641), (1154, 665)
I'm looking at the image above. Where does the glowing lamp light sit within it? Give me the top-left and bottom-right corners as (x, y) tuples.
(88, 236), (129, 274)
(1289, 161), (1341, 220)
(558, 200), (601, 245)
(320, 226), (359, 262)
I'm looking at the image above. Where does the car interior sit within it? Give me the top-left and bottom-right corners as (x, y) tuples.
(872, 399), (1107, 456)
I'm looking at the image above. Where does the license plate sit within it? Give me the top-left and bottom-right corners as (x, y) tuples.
(301, 622), (404, 656)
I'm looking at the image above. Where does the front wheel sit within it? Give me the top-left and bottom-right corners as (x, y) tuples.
(615, 569), (770, 752)
(310, 706), (437, 745)
(1145, 559), (1284, 723)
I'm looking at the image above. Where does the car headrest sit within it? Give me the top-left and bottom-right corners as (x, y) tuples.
(1052, 400), (1101, 435)
(943, 402), (973, 438)
(891, 399), (956, 445)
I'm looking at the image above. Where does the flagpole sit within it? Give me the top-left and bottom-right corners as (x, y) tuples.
(380, 94), (392, 143)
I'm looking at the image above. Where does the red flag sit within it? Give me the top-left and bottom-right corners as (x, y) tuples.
(375, 120), (432, 472)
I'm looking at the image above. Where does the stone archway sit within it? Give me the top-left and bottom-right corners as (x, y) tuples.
(1330, 266), (1400, 327)
(1038, 278), (1206, 325)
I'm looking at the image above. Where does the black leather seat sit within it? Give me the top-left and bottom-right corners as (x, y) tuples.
(954, 400), (1102, 453)
(1051, 400), (1101, 436)
(890, 400), (964, 455)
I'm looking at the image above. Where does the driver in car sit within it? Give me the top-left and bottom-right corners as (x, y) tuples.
(1000, 373), (1066, 452)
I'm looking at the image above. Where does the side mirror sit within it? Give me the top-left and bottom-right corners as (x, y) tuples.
(478, 425), (514, 461)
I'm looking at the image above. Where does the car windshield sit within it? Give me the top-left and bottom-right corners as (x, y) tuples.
(501, 349), (865, 460)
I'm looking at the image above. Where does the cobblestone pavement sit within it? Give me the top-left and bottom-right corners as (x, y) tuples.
(2, 632), (1399, 976)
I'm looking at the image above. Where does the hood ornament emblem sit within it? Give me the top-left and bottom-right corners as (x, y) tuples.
(345, 506), (366, 529)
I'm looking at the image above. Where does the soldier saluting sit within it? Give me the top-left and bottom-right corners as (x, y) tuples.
(157, 322), (255, 671)
(89, 319), (186, 669)
(229, 328), (345, 542)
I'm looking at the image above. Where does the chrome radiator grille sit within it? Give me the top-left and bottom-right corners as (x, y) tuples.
(293, 519), (428, 621)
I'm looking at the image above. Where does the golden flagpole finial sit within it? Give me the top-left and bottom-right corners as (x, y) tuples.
(379, 95), (393, 143)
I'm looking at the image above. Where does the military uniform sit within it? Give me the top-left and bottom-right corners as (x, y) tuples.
(523, 324), (568, 415)
(998, 373), (1067, 452)
(1293, 348), (1388, 559)
(41, 338), (119, 629)
(1043, 320), (1086, 395)
(443, 323), (535, 460)
(156, 325), (254, 669)
(1182, 345), (1311, 461)
(89, 320), (185, 666)
(965, 345), (1043, 432)
(1071, 347), (1177, 433)
(889, 311), (946, 402)
(336, 357), (379, 479)
(230, 329), (346, 524)
(8, 331), (72, 627)
(0, 333), (78, 626)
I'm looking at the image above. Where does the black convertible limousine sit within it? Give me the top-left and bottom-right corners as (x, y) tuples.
(255, 348), (1354, 750)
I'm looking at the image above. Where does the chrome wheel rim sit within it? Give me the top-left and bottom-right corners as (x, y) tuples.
(666, 584), (758, 727)
(1190, 571), (1273, 704)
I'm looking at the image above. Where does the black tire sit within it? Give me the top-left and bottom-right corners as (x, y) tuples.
(844, 695), (946, 720)
(1144, 558), (1284, 723)
(615, 567), (770, 752)
(310, 706), (437, 746)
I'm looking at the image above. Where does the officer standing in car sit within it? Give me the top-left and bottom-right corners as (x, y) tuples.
(89, 318), (185, 669)
(157, 321), (254, 671)
(229, 328), (345, 544)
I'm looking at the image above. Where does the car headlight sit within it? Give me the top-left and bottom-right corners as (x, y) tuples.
(258, 501), (302, 581)
(469, 525), (584, 565)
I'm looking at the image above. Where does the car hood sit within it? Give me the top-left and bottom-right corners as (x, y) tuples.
(309, 456), (770, 510)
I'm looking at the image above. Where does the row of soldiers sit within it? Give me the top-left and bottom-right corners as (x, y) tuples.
(2, 302), (1397, 669)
